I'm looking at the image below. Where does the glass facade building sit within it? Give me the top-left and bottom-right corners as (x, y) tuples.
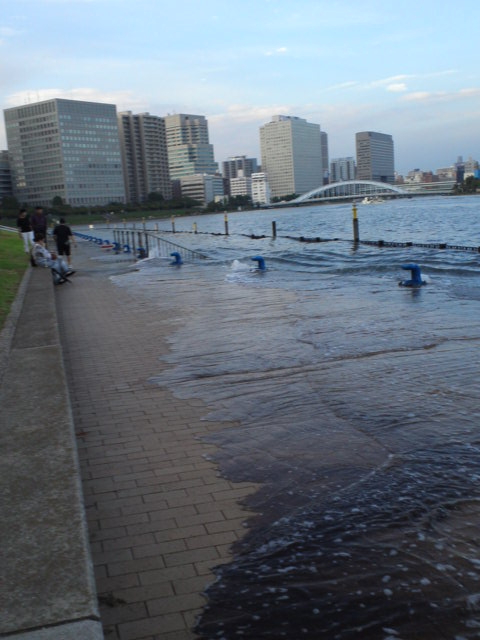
(4, 98), (126, 206)
(355, 131), (395, 184)
(164, 114), (218, 179)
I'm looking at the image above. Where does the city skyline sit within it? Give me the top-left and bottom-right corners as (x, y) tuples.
(1, 0), (479, 175)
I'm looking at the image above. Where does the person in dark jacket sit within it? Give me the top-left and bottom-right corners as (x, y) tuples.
(16, 209), (34, 254)
(30, 206), (48, 245)
(53, 218), (76, 267)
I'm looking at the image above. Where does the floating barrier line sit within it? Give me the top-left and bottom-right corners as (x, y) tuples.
(76, 226), (480, 260)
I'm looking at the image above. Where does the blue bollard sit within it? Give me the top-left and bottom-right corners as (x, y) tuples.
(399, 263), (426, 287)
(251, 255), (266, 270)
(170, 251), (183, 265)
(123, 244), (131, 253)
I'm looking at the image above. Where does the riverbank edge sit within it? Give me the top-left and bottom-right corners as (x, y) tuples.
(0, 266), (103, 639)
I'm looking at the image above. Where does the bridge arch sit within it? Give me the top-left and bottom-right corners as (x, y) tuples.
(292, 180), (407, 203)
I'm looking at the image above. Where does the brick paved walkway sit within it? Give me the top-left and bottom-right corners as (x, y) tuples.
(56, 241), (258, 640)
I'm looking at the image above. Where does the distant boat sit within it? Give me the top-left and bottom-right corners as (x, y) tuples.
(362, 196), (385, 204)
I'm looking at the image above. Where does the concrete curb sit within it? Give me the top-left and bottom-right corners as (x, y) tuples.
(0, 267), (103, 639)
(0, 266), (32, 386)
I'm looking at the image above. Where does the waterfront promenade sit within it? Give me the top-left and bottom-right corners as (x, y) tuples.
(2, 240), (258, 640)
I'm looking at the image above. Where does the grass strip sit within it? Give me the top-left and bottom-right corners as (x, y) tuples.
(0, 230), (29, 330)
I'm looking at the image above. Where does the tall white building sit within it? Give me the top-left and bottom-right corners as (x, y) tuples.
(4, 98), (126, 207)
(164, 114), (218, 179)
(117, 111), (171, 203)
(259, 115), (323, 199)
(330, 157), (356, 182)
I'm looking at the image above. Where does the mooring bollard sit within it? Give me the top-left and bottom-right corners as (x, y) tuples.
(170, 251), (183, 265)
(272, 221), (277, 238)
(224, 213), (229, 236)
(352, 203), (359, 243)
(399, 263), (426, 287)
(251, 255), (266, 270)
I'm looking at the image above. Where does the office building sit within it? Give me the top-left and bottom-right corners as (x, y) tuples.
(164, 114), (218, 179)
(330, 157), (356, 183)
(4, 98), (126, 207)
(251, 172), (271, 205)
(222, 155), (259, 196)
(0, 151), (12, 202)
(259, 115), (323, 199)
(118, 111), (171, 203)
(229, 170), (252, 198)
(320, 131), (329, 184)
(172, 173), (224, 206)
(355, 131), (395, 184)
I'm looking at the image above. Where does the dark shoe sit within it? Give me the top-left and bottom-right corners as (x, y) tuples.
(65, 270), (76, 276)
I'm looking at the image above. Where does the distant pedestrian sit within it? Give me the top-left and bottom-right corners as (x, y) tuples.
(53, 218), (76, 267)
(16, 208), (34, 255)
(30, 206), (48, 245)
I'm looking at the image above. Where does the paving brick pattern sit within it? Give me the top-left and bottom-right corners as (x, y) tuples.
(56, 242), (258, 640)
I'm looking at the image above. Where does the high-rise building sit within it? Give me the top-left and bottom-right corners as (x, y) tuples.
(4, 98), (126, 207)
(0, 151), (12, 202)
(222, 155), (259, 196)
(330, 157), (356, 183)
(172, 173), (224, 206)
(320, 131), (329, 185)
(117, 111), (171, 203)
(221, 156), (258, 180)
(259, 115), (323, 199)
(164, 114), (218, 179)
(355, 131), (395, 184)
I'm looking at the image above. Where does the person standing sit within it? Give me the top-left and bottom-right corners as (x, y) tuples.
(53, 217), (76, 267)
(16, 209), (34, 255)
(30, 206), (48, 245)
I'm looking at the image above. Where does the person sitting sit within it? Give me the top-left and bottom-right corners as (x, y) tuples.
(31, 232), (75, 284)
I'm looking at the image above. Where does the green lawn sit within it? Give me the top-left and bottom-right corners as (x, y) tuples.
(0, 231), (29, 330)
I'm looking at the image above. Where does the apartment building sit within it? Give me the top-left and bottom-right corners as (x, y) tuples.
(118, 111), (171, 203)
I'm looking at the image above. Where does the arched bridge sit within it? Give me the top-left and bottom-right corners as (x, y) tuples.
(291, 179), (455, 203)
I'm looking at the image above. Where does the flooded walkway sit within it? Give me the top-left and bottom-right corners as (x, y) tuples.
(55, 242), (258, 640)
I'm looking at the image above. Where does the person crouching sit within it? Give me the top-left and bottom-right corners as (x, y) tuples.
(32, 232), (75, 284)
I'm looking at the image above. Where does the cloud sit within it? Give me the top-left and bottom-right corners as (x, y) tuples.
(401, 87), (480, 104)
(387, 83), (407, 92)
(5, 87), (146, 112)
(265, 46), (288, 56)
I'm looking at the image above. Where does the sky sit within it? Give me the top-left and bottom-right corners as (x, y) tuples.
(1, 0), (479, 176)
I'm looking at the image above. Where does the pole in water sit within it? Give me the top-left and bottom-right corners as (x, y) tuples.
(224, 213), (229, 236)
(251, 255), (266, 270)
(171, 216), (175, 233)
(352, 202), (359, 243)
(193, 222), (198, 234)
(272, 221), (277, 238)
(399, 263), (426, 287)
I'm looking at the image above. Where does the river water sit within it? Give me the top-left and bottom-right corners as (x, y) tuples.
(84, 196), (480, 639)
